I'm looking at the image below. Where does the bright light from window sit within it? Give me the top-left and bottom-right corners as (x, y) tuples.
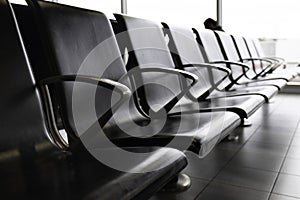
(128, 0), (216, 28)
(223, 0), (300, 38)
(9, 0), (27, 5)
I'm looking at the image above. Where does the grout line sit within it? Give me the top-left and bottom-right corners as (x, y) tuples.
(279, 172), (300, 178)
(212, 179), (273, 194)
(271, 192), (300, 199)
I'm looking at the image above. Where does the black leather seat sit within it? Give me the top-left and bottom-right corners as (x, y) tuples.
(18, 0), (241, 157)
(164, 24), (268, 117)
(1, 1), (188, 199)
(194, 28), (279, 102)
(232, 34), (294, 81)
(214, 31), (288, 90)
(115, 14), (264, 123)
(113, 14), (264, 122)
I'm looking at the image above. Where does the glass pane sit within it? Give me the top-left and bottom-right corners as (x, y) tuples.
(223, 0), (300, 38)
(128, 0), (216, 28)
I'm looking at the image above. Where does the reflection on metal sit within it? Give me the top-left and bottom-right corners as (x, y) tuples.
(217, 0), (222, 26)
(121, 0), (127, 14)
(0, 149), (20, 162)
(161, 173), (191, 192)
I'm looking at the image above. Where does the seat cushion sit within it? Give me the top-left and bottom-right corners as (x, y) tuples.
(263, 72), (294, 81)
(0, 145), (187, 200)
(237, 77), (287, 90)
(174, 95), (264, 118)
(101, 111), (241, 157)
(210, 85), (278, 102)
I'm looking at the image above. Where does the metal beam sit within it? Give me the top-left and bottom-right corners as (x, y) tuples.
(217, 0), (222, 26)
(121, 0), (127, 14)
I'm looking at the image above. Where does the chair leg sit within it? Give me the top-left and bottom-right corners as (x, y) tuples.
(242, 118), (252, 127)
(161, 173), (191, 193)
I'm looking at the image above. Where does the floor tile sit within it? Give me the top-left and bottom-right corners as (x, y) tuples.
(281, 158), (300, 176)
(240, 141), (289, 157)
(196, 181), (269, 200)
(215, 165), (277, 192)
(182, 150), (234, 180)
(250, 132), (293, 146)
(258, 125), (298, 133)
(256, 126), (295, 135)
(150, 178), (209, 200)
(216, 127), (257, 151)
(287, 146), (300, 160)
(270, 193), (300, 200)
(273, 174), (300, 198)
(229, 151), (284, 172)
(151, 94), (300, 200)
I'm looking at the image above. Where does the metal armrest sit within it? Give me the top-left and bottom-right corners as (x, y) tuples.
(209, 60), (252, 89)
(241, 57), (274, 67)
(181, 63), (232, 75)
(242, 57), (274, 74)
(40, 75), (131, 97)
(39, 74), (131, 149)
(180, 63), (232, 93)
(125, 67), (198, 114)
(267, 56), (285, 62)
(210, 60), (250, 72)
(125, 67), (198, 86)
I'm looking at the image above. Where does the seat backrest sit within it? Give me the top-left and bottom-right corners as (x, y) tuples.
(21, 1), (143, 142)
(230, 35), (251, 59)
(114, 14), (188, 113)
(163, 24), (222, 98)
(0, 0), (55, 157)
(232, 35), (263, 74)
(214, 31), (244, 63)
(253, 38), (266, 57)
(244, 37), (260, 58)
(195, 29), (226, 62)
(195, 28), (242, 88)
(215, 31), (249, 80)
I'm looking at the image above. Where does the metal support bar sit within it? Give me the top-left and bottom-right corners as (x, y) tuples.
(121, 0), (127, 14)
(217, 0), (222, 26)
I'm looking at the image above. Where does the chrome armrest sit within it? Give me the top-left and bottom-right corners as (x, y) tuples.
(39, 74), (131, 149)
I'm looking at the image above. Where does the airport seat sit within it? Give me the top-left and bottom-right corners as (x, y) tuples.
(162, 23), (267, 118)
(18, 0), (242, 157)
(113, 14), (265, 123)
(232, 35), (294, 81)
(214, 31), (288, 91)
(244, 37), (300, 77)
(152, 23), (272, 106)
(0, 0), (188, 199)
(244, 38), (286, 73)
(194, 28), (280, 102)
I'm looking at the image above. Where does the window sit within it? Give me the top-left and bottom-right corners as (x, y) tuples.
(223, 0), (300, 38)
(128, 0), (216, 28)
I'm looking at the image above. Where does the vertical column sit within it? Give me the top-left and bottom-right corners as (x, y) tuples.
(217, 0), (222, 26)
(121, 0), (127, 14)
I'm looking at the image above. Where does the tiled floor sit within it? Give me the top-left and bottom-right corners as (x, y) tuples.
(151, 94), (300, 200)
